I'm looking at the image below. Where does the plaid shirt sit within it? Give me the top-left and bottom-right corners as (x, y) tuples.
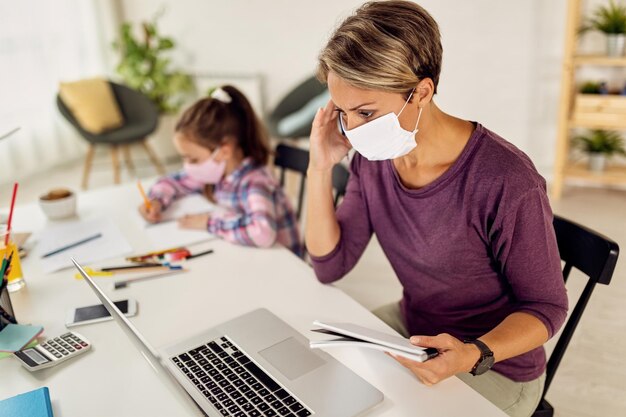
(149, 158), (302, 256)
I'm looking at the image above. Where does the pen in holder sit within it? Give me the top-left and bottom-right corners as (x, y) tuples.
(0, 241), (25, 293)
(0, 276), (18, 332)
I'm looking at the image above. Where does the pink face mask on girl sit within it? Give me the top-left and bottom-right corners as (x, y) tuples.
(183, 149), (226, 184)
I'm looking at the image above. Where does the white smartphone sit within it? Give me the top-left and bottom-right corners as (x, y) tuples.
(65, 299), (137, 327)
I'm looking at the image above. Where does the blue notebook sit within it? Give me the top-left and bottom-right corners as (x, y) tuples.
(0, 387), (53, 417)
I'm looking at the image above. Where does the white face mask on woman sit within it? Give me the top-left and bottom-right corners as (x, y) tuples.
(340, 89), (422, 161)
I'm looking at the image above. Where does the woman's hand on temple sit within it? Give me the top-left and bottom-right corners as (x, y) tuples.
(388, 333), (481, 386)
(308, 99), (352, 173)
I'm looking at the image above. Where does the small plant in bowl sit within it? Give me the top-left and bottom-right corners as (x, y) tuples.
(579, 81), (604, 94)
(572, 129), (626, 172)
(580, 0), (626, 56)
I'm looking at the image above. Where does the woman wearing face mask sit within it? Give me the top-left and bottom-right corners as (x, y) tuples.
(305, 2), (567, 417)
(139, 85), (302, 256)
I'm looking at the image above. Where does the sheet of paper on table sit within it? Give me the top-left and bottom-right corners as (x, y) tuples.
(36, 218), (132, 273)
(139, 194), (219, 249)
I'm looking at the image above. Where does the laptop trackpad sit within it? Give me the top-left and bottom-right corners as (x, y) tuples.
(259, 337), (325, 380)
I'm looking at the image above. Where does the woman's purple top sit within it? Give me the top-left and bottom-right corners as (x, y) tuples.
(310, 123), (568, 382)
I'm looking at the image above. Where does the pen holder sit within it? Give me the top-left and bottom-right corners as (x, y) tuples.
(0, 242), (25, 292)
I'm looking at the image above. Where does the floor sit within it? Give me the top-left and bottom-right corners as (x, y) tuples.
(2, 158), (625, 417)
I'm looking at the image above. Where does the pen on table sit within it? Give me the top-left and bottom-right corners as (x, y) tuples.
(137, 181), (152, 210)
(102, 265), (174, 274)
(186, 249), (214, 260)
(100, 263), (162, 272)
(41, 233), (102, 258)
(114, 268), (187, 289)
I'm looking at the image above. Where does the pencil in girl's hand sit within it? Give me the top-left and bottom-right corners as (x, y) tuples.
(137, 181), (152, 210)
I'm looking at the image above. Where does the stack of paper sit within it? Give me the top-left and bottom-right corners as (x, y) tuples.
(310, 321), (438, 362)
(36, 218), (132, 273)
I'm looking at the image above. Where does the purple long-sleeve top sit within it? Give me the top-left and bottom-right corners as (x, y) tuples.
(310, 123), (568, 382)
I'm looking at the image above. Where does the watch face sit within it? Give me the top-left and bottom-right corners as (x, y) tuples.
(474, 356), (495, 375)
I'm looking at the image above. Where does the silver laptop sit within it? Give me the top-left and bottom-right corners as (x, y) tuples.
(72, 259), (383, 417)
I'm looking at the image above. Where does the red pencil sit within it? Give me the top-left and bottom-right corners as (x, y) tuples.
(4, 182), (18, 247)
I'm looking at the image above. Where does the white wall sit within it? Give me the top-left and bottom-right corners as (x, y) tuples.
(119, 0), (570, 177)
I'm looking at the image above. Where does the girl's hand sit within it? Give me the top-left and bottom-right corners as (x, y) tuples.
(308, 99), (352, 172)
(388, 334), (481, 386)
(138, 200), (162, 223)
(178, 213), (211, 230)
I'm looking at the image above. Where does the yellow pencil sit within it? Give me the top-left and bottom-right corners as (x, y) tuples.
(137, 181), (152, 210)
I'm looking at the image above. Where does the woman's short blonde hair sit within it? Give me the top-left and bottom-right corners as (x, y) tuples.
(317, 1), (442, 95)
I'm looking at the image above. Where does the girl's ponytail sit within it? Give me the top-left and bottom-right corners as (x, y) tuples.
(221, 85), (269, 166)
(175, 85), (269, 166)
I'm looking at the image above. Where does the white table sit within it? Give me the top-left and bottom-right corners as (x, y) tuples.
(0, 183), (505, 416)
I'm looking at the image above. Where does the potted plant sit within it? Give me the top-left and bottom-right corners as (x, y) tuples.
(579, 80), (607, 94)
(113, 14), (194, 159)
(573, 129), (626, 172)
(113, 17), (194, 113)
(581, 0), (626, 57)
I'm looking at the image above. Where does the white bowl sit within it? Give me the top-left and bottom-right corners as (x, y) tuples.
(39, 189), (77, 220)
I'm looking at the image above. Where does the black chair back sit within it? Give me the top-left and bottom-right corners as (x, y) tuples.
(331, 163), (350, 206)
(274, 144), (351, 220)
(533, 215), (619, 417)
(274, 144), (309, 220)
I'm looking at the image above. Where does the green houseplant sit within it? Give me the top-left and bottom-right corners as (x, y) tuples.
(113, 17), (194, 114)
(580, 0), (626, 57)
(573, 129), (626, 172)
(579, 80), (604, 94)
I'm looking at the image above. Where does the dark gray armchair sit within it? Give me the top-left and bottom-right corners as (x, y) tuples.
(57, 81), (165, 188)
(266, 76), (327, 140)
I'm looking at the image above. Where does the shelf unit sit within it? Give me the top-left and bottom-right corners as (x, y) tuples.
(552, 0), (626, 199)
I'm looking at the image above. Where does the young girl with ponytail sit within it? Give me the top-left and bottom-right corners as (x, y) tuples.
(139, 85), (302, 256)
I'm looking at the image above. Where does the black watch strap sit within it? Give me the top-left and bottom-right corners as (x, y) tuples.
(464, 339), (494, 376)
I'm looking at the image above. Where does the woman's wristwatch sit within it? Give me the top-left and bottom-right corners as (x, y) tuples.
(464, 339), (495, 376)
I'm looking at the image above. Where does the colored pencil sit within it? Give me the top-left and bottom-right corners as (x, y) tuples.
(137, 181), (152, 210)
(4, 182), (18, 246)
(100, 263), (162, 272)
(41, 233), (102, 258)
(187, 249), (214, 259)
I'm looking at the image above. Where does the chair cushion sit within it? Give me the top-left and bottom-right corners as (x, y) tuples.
(276, 89), (330, 137)
(59, 78), (124, 134)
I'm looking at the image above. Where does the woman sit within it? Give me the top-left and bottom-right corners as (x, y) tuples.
(305, 2), (568, 417)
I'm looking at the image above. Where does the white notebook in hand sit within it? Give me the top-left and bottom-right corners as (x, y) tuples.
(310, 321), (439, 362)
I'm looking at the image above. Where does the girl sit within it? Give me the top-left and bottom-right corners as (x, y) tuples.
(139, 85), (302, 256)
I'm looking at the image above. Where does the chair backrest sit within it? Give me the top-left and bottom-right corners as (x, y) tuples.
(267, 76), (327, 139)
(535, 215), (619, 416)
(57, 81), (158, 141)
(274, 144), (351, 220)
(274, 144), (310, 220)
(331, 163), (350, 206)
(109, 82), (158, 128)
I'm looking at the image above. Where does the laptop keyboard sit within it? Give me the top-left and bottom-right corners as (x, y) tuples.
(172, 336), (313, 417)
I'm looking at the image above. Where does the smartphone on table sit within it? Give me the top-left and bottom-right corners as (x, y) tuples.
(65, 299), (137, 327)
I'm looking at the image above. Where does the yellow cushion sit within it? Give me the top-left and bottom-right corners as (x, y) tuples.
(59, 78), (124, 134)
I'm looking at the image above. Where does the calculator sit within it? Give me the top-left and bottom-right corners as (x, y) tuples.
(13, 331), (91, 371)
